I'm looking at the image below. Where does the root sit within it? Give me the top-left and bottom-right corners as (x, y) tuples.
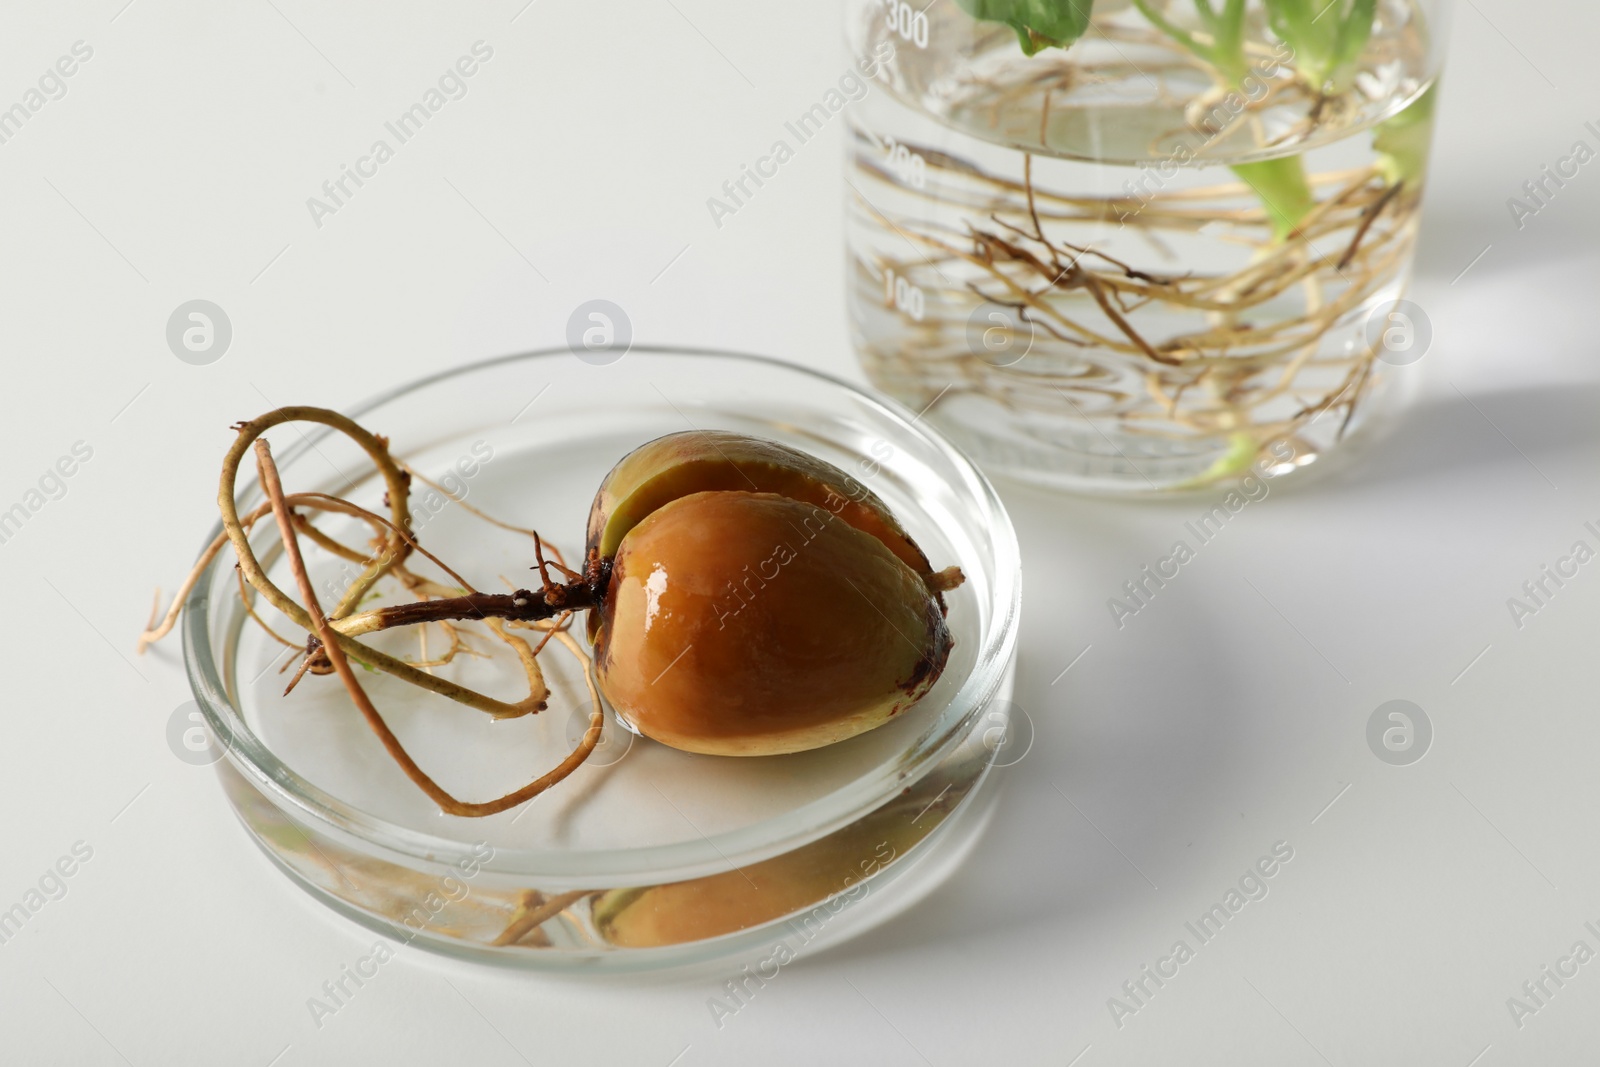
(213, 412), (553, 719)
(397, 460), (572, 571)
(491, 889), (593, 948)
(145, 404), (611, 818)
(138, 490), (390, 653)
(252, 437), (602, 818)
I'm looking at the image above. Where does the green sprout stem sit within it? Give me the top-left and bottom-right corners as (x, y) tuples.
(1373, 82), (1437, 185)
(1127, 0), (1318, 240)
(965, 0), (1395, 242)
(1129, 0), (1251, 84)
(1265, 0), (1377, 92)
(1230, 155), (1317, 241)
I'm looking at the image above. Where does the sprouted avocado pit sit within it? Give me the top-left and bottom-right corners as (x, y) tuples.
(140, 407), (965, 817)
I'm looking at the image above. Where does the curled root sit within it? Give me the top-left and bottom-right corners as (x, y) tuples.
(146, 406), (607, 817)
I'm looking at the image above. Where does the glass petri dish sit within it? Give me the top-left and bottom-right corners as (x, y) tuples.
(183, 346), (1020, 971)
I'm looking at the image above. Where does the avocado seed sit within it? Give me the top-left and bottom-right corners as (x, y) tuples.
(592, 489), (952, 755)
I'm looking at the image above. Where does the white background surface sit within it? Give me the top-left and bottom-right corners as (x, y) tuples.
(1, 1), (1597, 1064)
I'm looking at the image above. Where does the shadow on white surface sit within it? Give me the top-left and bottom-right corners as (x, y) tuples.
(1320, 382), (1600, 494)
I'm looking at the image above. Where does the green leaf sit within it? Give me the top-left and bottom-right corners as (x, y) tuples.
(957, 0), (1095, 55)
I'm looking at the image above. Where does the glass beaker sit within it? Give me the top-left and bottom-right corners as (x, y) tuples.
(847, 0), (1450, 493)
